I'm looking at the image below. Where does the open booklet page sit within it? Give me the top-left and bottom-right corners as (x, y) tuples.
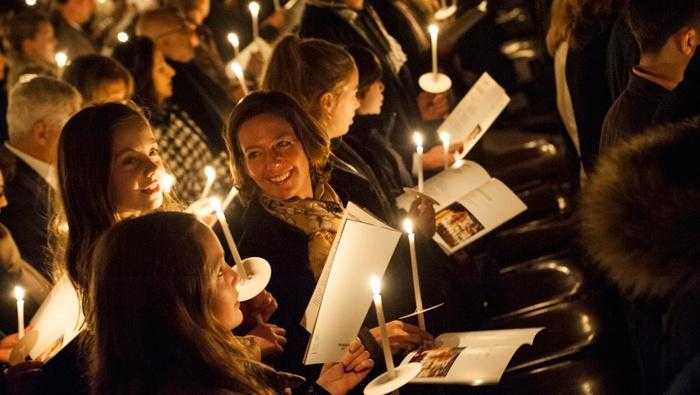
(439, 72), (510, 160)
(10, 274), (84, 364)
(303, 203), (402, 365)
(433, 178), (526, 254)
(396, 161), (491, 211)
(399, 328), (543, 385)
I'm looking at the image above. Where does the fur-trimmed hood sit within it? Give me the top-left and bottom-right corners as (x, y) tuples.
(580, 118), (700, 300)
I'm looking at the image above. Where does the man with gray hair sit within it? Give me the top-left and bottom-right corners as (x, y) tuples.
(0, 76), (81, 277)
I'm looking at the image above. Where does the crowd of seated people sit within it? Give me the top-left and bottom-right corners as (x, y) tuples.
(0, 0), (697, 394)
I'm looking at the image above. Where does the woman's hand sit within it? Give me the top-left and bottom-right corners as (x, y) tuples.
(409, 197), (436, 237)
(241, 290), (278, 324)
(421, 142), (462, 171)
(417, 91), (450, 121)
(370, 321), (433, 354)
(1, 332), (20, 363)
(317, 338), (374, 395)
(248, 323), (287, 358)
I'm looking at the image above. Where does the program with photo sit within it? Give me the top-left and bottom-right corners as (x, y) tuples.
(435, 203), (485, 248)
(409, 346), (466, 378)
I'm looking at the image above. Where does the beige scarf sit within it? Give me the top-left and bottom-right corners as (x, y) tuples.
(259, 183), (344, 279)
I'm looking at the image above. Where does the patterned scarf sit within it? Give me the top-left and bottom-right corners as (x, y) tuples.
(259, 183), (344, 279)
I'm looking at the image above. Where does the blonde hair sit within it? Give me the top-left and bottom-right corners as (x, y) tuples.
(546, 0), (623, 55)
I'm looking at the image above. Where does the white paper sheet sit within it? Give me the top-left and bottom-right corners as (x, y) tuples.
(303, 203), (402, 364)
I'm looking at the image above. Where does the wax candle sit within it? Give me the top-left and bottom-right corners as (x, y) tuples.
(227, 32), (240, 58)
(439, 131), (450, 170)
(55, 51), (68, 69)
(273, 0), (281, 10)
(230, 61), (249, 96)
(370, 275), (396, 378)
(200, 166), (216, 200)
(249, 2), (260, 41)
(211, 198), (249, 278)
(428, 24), (439, 77)
(402, 219), (425, 331)
(413, 131), (424, 193)
(14, 286), (25, 340)
(222, 185), (240, 211)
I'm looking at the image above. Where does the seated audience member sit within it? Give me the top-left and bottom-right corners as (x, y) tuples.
(226, 91), (434, 380)
(581, 117), (700, 394)
(136, 7), (234, 165)
(61, 54), (133, 105)
(90, 211), (373, 394)
(606, 9), (640, 100)
(4, 9), (58, 89)
(299, 0), (450, 166)
(112, 37), (232, 203)
(50, 0), (97, 59)
(599, 0), (700, 153)
(546, 0), (624, 173)
(346, 45), (414, 198)
(654, 53), (700, 123)
(0, 77), (81, 278)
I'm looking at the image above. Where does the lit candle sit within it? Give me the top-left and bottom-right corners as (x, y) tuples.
(55, 51), (68, 69)
(227, 32), (240, 58)
(211, 198), (249, 278)
(412, 131), (424, 193)
(25, 0), (37, 6)
(370, 275), (396, 378)
(222, 185), (239, 211)
(161, 173), (175, 194)
(200, 166), (216, 200)
(230, 61), (249, 96)
(439, 131), (450, 170)
(117, 31), (129, 43)
(14, 286), (25, 340)
(402, 219), (425, 331)
(428, 24), (439, 77)
(249, 2), (261, 41)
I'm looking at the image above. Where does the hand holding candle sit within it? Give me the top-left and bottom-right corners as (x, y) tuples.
(370, 275), (396, 378)
(14, 286), (25, 340)
(402, 219), (425, 332)
(439, 131), (450, 170)
(413, 131), (424, 193)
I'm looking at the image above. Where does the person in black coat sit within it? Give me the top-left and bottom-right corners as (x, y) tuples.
(581, 118), (700, 394)
(0, 77), (81, 278)
(653, 53), (700, 124)
(225, 91), (436, 381)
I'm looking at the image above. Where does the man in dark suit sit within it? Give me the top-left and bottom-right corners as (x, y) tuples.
(0, 77), (81, 278)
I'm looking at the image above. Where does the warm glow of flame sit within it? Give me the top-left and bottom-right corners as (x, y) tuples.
(161, 173), (175, 193)
(248, 1), (260, 16)
(227, 32), (240, 48)
(439, 131), (450, 147)
(428, 24), (439, 38)
(117, 32), (129, 43)
(14, 286), (25, 301)
(204, 166), (216, 182)
(402, 217), (414, 234)
(412, 131), (424, 147)
(55, 51), (68, 68)
(209, 196), (223, 212)
(370, 275), (381, 296)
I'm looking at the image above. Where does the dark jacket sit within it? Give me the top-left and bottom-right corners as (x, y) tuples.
(653, 54), (700, 124)
(0, 149), (52, 278)
(606, 15), (639, 101)
(599, 72), (669, 153)
(50, 11), (96, 60)
(299, 3), (423, 165)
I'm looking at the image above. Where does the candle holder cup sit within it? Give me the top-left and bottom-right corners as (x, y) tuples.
(235, 257), (271, 301)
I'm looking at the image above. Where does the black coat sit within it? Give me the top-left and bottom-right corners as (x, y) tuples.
(0, 150), (51, 278)
(653, 53), (700, 124)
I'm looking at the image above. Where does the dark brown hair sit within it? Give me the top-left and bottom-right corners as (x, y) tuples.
(61, 54), (134, 105)
(3, 9), (51, 57)
(225, 91), (331, 203)
(89, 211), (268, 394)
(546, 0), (624, 55)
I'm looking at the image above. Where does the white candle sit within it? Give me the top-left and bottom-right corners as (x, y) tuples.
(412, 131), (424, 193)
(161, 173), (176, 194)
(222, 185), (240, 211)
(439, 131), (450, 170)
(14, 286), (25, 340)
(227, 32), (240, 58)
(55, 51), (68, 69)
(428, 24), (439, 77)
(370, 275), (396, 378)
(402, 219), (425, 331)
(200, 166), (216, 200)
(230, 61), (249, 96)
(249, 2), (260, 40)
(211, 198), (249, 278)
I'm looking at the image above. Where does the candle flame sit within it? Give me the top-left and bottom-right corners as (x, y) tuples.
(117, 31), (129, 43)
(161, 173), (176, 193)
(55, 51), (68, 68)
(204, 166), (216, 182)
(370, 275), (381, 296)
(439, 131), (450, 146)
(248, 1), (260, 16)
(14, 286), (25, 301)
(209, 196), (223, 212)
(227, 32), (240, 48)
(412, 131), (424, 147)
(402, 217), (414, 234)
(428, 24), (439, 38)
(230, 61), (244, 78)
(25, 0), (37, 6)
